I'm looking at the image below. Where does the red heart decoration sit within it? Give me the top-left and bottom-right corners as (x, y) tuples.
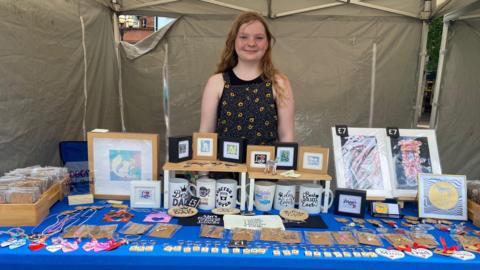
(29, 242), (46, 251)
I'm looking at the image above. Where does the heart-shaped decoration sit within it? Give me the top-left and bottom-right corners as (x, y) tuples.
(451, 251), (475, 261)
(405, 248), (433, 259)
(375, 248), (405, 260)
(46, 244), (63, 253)
(28, 242), (46, 251)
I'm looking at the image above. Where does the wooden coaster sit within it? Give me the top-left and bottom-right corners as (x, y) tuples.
(280, 208), (309, 221)
(212, 207), (241, 215)
(168, 206), (198, 218)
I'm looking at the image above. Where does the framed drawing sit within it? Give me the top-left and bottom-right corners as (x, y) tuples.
(130, 181), (161, 208)
(168, 136), (192, 163)
(218, 137), (247, 163)
(87, 131), (159, 200)
(298, 146), (329, 174)
(246, 145), (275, 172)
(331, 127), (392, 199)
(418, 173), (467, 221)
(333, 188), (367, 218)
(193, 132), (218, 160)
(274, 143), (298, 170)
(386, 129), (442, 199)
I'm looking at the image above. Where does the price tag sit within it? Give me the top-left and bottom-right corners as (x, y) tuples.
(335, 125), (349, 137)
(386, 127), (400, 139)
(186, 196), (201, 208)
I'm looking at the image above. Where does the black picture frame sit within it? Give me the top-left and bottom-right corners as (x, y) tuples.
(274, 142), (298, 170)
(217, 137), (247, 163)
(333, 188), (367, 218)
(168, 136), (192, 163)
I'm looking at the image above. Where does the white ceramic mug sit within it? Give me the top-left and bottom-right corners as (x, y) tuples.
(254, 181), (276, 212)
(195, 178), (216, 210)
(273, 183), (296, 210)
(169, 178), (196, 207)
(298, 183), (334, 214)
(215, 179), (240, 209)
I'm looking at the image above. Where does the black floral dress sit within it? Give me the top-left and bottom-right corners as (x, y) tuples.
(216, 69), (278, 145)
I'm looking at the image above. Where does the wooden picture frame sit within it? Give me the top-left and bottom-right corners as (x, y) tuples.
(168, 136), (192, 163)
(333, 188), (367, 218)
(192, 132), (218, 160)
(246, 145), (275, 172)
(418, 173), (467, 221)
(274, 142), (298, 170)
(87, 131), (159, 200)
(218, 137), (247, 163)
(298, 146), (329, 174)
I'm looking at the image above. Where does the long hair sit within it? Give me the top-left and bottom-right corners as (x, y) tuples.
(215, 12), (286, 104)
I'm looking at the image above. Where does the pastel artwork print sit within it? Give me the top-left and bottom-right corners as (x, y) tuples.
(109, 150), (142, 181)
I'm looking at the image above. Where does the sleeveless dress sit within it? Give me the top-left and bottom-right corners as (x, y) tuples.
(215, 69), (278, 145)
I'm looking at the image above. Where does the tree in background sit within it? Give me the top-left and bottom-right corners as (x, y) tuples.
(427, 17), (443, 72)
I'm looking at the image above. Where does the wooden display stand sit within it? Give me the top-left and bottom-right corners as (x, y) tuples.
(163, 160), (248, 210)
(247, 171), (332, 213)
(468, 199), (480, 227)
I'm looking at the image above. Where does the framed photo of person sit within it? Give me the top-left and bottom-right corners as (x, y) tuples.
(192, 132), (218, 160)
(168, 136), (192, 163)
(274, 143), (298, 170)
(218, 137), (247, 163)
(87, 131), (159, 200)
(298, 146), (329, 174)
(130, 181), (161, 208)
(418, 173), (467, 221)
(333, 188), (367, 218)
(246, 145), (275, 172)
(386, 129), (442, 199)
(331, 127), (393, 199)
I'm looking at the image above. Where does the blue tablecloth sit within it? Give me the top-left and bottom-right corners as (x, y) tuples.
(0, 199), (479, 270)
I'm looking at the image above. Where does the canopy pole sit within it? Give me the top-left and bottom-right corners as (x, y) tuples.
(429, 21), (449, 128)
(200, 0), (265, 16)
(80, 16), (88, 140)
(273, 3), (344, 18)
(341, 0), (420, 19)
(121, 0), (178, 12)
(113, 13), (126, 132)
(369, 43), (377, 128)
(162, 42), (171, 162)
(413, 23), (430, 127)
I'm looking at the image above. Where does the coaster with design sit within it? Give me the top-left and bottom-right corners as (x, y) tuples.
(168, 206), (198, 218)
(280, 208), (309, 222)
(304, 231), (334, 246)
(356, 232), (383, 247)
(260, 228), (282, 242)
(212, 207), (241, 215)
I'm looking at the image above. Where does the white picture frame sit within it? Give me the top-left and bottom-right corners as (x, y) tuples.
(418, 173), (467, 221)
(331, 127), (392, 199)
(386, 129), (442, 199)
(130, 181), (161, 208)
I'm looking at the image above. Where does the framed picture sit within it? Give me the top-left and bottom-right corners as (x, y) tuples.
(274, 143), (298, 170)
(193, 132), (218, 160)
(130, 181), (161, 208)
(87, 131), (159, 200)
(168, 136), (192, 163)
(418, 173), (467, 221)
(246, 145), (275, 172)
(386, 129), (442, 199)
(331, 127), (393, 199)
(298, 146), (329, 174)
(333, 188), (367, 218)
(218, 137), (247, 163)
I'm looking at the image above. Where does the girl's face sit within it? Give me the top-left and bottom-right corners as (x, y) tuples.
(235, 20), (268, 64)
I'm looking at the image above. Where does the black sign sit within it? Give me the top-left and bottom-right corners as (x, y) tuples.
(386, 127), (400, 139)
(335, 125), (349, 137)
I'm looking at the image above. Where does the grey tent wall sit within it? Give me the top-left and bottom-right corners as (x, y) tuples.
(120, 5), (423, 176)
(0, 0), (120, 173)
(435, 18), (480, 180)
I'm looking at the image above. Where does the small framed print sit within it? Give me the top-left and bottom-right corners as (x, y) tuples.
(246, 145), (275, 172)
(168, 136), (192, 163)
(298, 146), (329, 174)
(218, 137), (247, 163)
(130, 181), (161, 208)
(193, 132), (218, 160)
(274, 143), (298, 170)
(418, 173), (467, 221)
(333, 188), (367, 218)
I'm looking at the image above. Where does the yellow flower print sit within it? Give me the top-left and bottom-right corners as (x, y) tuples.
(254, 97), (260, 103)
(226, 111), (232, 117)
(221, 120), (226, 124)
(249, 117), (255, 123)
(224, 127), (228, 132)
(266, 93), (271, 98)
(266, 82), (271, 87)
(265, 121), (270, 126)
(253, 89), (258, 94)
(230, 92), (235, 97)
(225, 83), (230, 88)
(256, 132), (262, 137)
(237, 112), (243, 118)
(222, 101), (227, 106)
(248, 124), (253, 129)
(238, 102), (244, 107)
(237, 125), (242, 131)
(259, 107), (265, 112)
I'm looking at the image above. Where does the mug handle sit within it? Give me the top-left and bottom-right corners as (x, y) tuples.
(321, 189), (334, 212)
(236, 184), (250, 205)
(188, 183), (197, 196)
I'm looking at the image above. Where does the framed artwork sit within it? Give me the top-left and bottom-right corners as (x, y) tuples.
(168, 136), (192, 163)
(331, 127), (392, 199)
(274, 143), (298, 170)
(130, 181), (161, 208)
(386, 129), (442, 199)
(418, 173), (467, 221)
(193, 132), (218, 160)
(333, 188), (367, 218)
(218, 137), (247, 163)
(246, 145), (275, 172)
(298, 146), (329, 174)
(87, 131), (159, 200)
